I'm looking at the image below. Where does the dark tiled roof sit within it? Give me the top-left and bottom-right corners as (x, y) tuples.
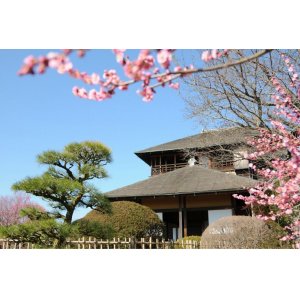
(135, 127), (257, 154)
(105, 165), (256, 198)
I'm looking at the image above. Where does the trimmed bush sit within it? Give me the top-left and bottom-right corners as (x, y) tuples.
(73, 219), (114, 240)
(81, 201), (165, 239)
(200, 216), (286, 249)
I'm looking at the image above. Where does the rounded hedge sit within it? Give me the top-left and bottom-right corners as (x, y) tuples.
(81, 201), (165, 239)
(200, 216), (285, 249)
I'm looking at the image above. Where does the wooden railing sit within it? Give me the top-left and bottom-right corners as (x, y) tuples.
(151, 162), (188, 175)
(151, 160), (236, 175)
(211, 160), (235, 172)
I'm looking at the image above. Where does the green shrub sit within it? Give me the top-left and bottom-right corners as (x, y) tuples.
(73, 219), (114, 239)
(200, 216), (286, 249)
(0, 219), (78, 248)
(82, 201), (165, 239)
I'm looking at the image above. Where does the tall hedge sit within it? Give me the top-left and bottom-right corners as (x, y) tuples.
(81, 201), (165, 239)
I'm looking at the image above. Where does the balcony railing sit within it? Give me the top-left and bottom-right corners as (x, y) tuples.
(210, 160), (235, 172)
(151, 162), (188, 176)
(151, 160), (237, 176)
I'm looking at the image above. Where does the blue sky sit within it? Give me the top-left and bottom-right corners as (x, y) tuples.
(0, 49), (202, 220)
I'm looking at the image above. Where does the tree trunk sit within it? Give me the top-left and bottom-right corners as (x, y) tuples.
(65, 208), (75, 224)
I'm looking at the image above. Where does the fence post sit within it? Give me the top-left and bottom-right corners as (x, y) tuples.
(156, 238), (159, 249)
(149, 237), (152, 249)
(129, 237), (136, 249)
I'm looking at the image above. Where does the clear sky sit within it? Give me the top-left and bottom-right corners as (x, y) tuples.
(0, 49), (202, 220)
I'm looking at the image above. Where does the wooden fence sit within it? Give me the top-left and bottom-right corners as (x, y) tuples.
(0, 237), (201, 249)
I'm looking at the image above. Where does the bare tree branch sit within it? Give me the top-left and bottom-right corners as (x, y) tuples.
(181, 49), (300, 130)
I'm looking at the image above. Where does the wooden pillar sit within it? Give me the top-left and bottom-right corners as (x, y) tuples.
(183, 197), (188, 237)
(178, 197), (183, 239)
(231, 196), (237, 215)
(159, 155), (162, 173)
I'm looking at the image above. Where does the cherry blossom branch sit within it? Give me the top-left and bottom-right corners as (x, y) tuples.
(76, 49), (273, 101)
(18, 49), (272, 102)
(115, 49), (272, 91)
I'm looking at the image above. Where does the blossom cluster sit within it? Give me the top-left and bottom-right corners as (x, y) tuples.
(201, 49), (228, 62)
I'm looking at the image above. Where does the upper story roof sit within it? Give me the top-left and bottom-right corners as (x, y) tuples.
(135, 127), (258, 163)
(135, 127), (257, 154)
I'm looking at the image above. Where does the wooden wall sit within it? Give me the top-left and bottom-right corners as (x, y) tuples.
(139, 193), (232, 210)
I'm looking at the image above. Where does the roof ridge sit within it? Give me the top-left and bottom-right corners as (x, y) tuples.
(134, 132), (201, 154)
(200, 126), (241, 133)
(135, 126), (255, 154)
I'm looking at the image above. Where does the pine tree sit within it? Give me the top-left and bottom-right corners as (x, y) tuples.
(12, 141), (112, 224)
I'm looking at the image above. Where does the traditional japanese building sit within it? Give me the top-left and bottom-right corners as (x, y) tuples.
(106, 127), (257, 240)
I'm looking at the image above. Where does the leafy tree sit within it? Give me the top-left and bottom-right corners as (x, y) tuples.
(12, 141), (112, 224)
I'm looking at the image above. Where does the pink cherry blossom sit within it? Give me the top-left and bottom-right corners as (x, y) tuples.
(157, 50), (173, 69)
(138, 87), (155, 102)
(169, 82), (180, 89)
(113, 49), (126, 64)
(201, 49), (228, 63)
(211, 49), (218, 59)
(201, 51), (210, 62)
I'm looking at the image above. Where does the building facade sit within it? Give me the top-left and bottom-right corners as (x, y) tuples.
(106, 127), (257, 240)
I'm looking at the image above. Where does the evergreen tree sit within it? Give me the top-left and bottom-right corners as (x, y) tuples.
(12, 141), (112, 224)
